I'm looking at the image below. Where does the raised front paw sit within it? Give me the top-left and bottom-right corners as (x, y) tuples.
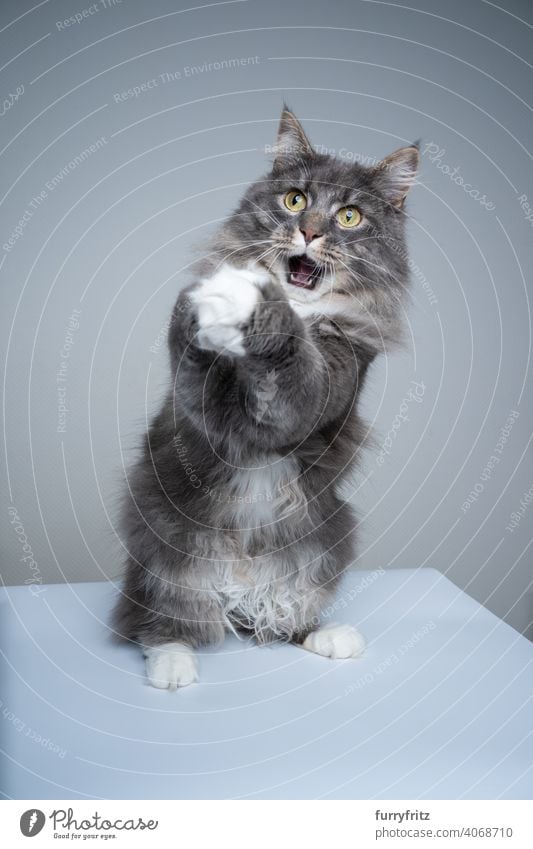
(302, 624), (366, 660)
(191, 264), (271, 355)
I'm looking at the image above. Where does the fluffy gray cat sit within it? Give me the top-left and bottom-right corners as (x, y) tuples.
(113, 108), (418, 689)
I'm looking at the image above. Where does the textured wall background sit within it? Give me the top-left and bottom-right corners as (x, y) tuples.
(1, 0), (532, 637)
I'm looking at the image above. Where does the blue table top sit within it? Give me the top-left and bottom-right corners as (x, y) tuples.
(1, 568), (531, 799)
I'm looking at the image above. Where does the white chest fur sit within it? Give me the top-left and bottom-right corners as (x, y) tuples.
(191, 456), (313, 642)
(222, 454), (307, 529)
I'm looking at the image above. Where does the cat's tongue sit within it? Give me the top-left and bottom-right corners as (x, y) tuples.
(288, 256), (320, 288)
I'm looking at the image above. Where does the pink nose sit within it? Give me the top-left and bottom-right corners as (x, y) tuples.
(300, 227), (322, 244)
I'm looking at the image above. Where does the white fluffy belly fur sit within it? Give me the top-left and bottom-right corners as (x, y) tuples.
(192, 455), (319, 641)
(210, 552), (320, 643)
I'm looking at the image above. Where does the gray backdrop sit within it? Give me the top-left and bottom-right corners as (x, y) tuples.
(1, 0), (532, 638)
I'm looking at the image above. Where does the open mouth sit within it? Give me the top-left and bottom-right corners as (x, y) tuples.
(287, 255), (323, 290)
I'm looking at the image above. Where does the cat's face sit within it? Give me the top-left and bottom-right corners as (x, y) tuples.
(228, 109), (418, 309)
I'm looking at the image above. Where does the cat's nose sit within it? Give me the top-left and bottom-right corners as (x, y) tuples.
(300, 227), (322, 244)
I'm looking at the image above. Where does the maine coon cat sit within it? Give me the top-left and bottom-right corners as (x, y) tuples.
(113, 108), (419, 689)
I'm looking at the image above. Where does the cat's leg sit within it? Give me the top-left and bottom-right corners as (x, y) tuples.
(288, 542), (365, 661)
(168, 268), (327, 453)
(138, 595), (225, 690)
(113, 560), (226, 691)
(168, 261), (370, 455)
(138, 602), (225, 690)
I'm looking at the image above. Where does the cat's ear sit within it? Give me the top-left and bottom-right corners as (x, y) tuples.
(272, 106), (314, 166)
(373, 144), (419, 208)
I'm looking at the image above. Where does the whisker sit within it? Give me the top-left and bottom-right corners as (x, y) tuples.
(254, 245), (282, 266)
(343, 251), (410, 294)
(266, 248), (284, 274)
(335, 257), (406, 311)
(246, 198), (283, 229)
(211, 240), (275, 272)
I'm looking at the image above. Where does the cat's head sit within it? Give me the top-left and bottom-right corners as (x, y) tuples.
(223, 107), (419, 310)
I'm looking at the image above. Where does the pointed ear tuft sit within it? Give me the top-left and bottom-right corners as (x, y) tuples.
(271, 107), (314, 166)
(374, 144), (419, 208)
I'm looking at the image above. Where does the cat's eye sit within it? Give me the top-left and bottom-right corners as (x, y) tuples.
(284, 190), (307, 212)
(337, 206), (362, 228)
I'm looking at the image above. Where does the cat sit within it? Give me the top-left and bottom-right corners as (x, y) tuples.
(112, 107), (418, 690)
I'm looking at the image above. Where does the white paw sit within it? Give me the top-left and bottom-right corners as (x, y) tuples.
(144, 642), (198, 690)
(302, 624), (366, 660)
(191, 264), (271, 355)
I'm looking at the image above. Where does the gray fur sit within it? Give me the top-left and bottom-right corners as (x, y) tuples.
(112, 108), (418, 652)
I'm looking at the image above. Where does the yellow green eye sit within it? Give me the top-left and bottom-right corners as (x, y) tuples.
(337, 206), (362, 228)
(284, 190), (307, 212)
